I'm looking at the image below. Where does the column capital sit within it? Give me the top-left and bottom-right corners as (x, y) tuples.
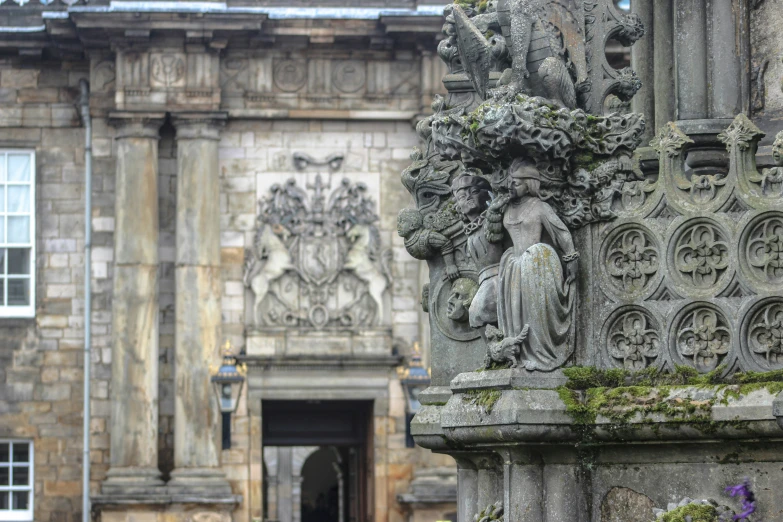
(171, 111), (228, 141)
(109, 111), (166, 139)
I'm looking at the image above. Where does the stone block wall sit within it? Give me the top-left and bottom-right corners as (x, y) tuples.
(0, 59), (116, 522)
(216, 119), (428, 351)
(0, 54), (450, 521)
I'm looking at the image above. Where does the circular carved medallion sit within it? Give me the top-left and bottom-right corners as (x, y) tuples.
(742, 298), (783, 370)
(670, 219), (730, 291)
(431, 271), (482, 342)
(604, 307), (661, 370)
(672, 303), (731, 372)
(601, 225), (660, 296)
(739, 212), (783, 288)
(274, 60), (307, 92)
(332, 61), (366, 93)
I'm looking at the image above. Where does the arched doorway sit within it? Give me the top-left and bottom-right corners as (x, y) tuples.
(300, 447), (347, 522)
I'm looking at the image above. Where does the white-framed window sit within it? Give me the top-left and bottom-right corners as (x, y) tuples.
(0, 441), (33, 521)
(0, 151), (35, 318)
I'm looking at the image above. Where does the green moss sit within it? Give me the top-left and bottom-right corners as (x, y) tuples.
(462, 389), (502, 414)
(562, 366), (627, 389)
(660, 504), (719, 522)
(559, 364), (781, 390)
(484, 29), (495, 38)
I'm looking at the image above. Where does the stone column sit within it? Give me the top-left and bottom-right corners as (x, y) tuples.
(497, 448), (543, 522)
(653, 0), (676, 131)
(474, 453), (502, 510)
(168, 112), (231, 498)
(707, 0), (742, 118)
(674, 0), (708, 120)
(453, 456), (478, 522)
(103, 112), (166, 495)
(630, 0), (655, 143)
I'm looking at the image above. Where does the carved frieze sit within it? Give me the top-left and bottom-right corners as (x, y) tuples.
(244, 168), (391, 330)
(114, 48), (221, 111)
(593, 114), (783, 374)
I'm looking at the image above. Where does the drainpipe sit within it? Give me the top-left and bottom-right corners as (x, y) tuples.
(78, 79), (92, 522)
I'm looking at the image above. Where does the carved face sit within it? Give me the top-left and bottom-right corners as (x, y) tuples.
(773, 135), (783, 166)
(446, 278), (478, 322)
(509, 164), (538, 198)
(454, 185), (491, 219)
(397, 209), (423, 238)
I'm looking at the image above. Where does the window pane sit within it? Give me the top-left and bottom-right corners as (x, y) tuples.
(0, 279), (4, 306)
(0, 186), (4, 212)
(11, 491), (28, 510)
(0, 218), (5, 243)
(0, 154), (5, 182)
(7, 186), (29, 213)
(11, 444), (28, 463)
(7, 250), (29, 275)
(11, 467), (28, 486)
(0, 444), (8, 463)
(0, 491), (8, 510)
(7, 155), (30, 182)
(7, 217), (28, 244)
(0, 466), (8, 485)
(7, 279), (29, 306)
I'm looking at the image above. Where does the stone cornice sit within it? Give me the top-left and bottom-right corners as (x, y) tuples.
(170, 111), (228, 141)
(108, 111), (166, 139)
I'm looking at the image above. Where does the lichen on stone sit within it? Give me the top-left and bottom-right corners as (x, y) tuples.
(462, 389), (502, 414)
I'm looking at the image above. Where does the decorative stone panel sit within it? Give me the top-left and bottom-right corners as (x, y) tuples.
(594, 114), (783, 373)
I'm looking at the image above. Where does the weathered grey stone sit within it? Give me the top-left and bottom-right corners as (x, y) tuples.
(103, 113), (166, 495)
(600, 487), (655, 522)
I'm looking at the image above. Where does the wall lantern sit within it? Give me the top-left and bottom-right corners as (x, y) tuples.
(211, 341), (247, 449)
(397, 342), (431, 447)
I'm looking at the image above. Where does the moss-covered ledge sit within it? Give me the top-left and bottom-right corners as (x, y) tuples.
(432, 366), (783, 446)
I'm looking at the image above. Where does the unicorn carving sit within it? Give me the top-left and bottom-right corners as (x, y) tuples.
(344, 224), (391, 325)
(243, 223), (295, 324)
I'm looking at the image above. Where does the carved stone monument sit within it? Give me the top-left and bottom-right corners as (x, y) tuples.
(244, 158), (392, 357)
(402, 1), (783, 521)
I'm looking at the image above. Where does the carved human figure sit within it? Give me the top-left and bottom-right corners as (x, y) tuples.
(486, 158), (579, 371)
(761, 131), (783, 196)
(452, 173), (506, 327)
(397, 208), (461, 280)
(446, 278), (479, 323)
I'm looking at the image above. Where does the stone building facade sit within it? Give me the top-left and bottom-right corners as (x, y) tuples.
(0, 1), (461, 521)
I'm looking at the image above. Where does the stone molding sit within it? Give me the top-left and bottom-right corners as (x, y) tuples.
(170, 112), (228, 141)
(108, 111), (166, 139)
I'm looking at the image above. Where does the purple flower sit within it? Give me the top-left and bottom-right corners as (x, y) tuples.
(725, 479), (756, 521)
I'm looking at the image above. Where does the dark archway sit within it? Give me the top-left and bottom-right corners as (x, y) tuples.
(300, 447), (343, 522)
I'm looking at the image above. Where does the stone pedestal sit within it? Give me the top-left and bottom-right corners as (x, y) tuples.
(168, 112), (232, 499)
(103, 112), (166, 496)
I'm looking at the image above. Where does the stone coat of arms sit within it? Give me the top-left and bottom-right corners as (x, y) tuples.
(243, 174), (391, 329)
